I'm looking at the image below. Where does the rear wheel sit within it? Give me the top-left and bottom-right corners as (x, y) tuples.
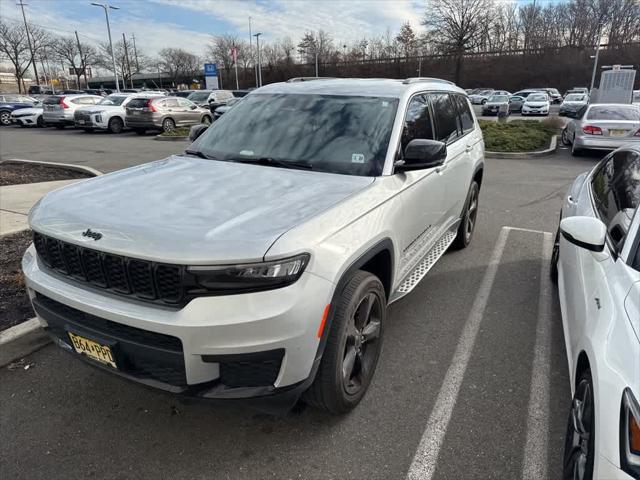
(452, 180), (480, 250)
(162, 117), (175, 132)
(571, 135), (582, 156)
(561, 128), (571, 146)
(0, 110), (11, 126)
(303, 270), (386, 414)
(563, 369), (595, 480)
(108, 116), (124, 134)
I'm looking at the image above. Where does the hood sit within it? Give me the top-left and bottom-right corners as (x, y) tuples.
(29, 155), (374, 264)
(525, 101), (549, 107)
(561, 101), (585, 107)
(485, 101), (506, 106)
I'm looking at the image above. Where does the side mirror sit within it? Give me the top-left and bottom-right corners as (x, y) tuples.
(396, 139), (447, 171)
(188, 124), (209, 142)
(190, 105), (197, 110)
(560, 216), (607, 252)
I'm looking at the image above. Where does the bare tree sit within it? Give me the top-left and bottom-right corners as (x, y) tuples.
(422, 0), (494, 83)
(0, 21), (48, 92)
(207, 34), (239, 79)
(53, 36), (98, 88)
(157, 47), (200, 87)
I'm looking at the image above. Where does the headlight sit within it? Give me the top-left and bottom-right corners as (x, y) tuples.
(621, 388), (640, 479)
(186, 253), (310, 294)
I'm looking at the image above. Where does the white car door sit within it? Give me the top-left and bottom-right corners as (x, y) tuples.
(562, 149), (640, 367)
(393, 94), (446, 278)
(426, 92), (473, 229)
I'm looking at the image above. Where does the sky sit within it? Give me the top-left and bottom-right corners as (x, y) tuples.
(0, 0), (543, 62)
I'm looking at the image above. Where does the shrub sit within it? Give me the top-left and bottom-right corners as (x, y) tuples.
(479, 120), (556, 152)
(159, 127), (190, 137)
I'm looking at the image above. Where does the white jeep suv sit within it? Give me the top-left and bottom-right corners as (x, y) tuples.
(23, 78), (485, 413)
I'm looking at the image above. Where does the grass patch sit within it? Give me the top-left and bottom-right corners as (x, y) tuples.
(479, 120), (556, 152)
(159, 127), (190, 137)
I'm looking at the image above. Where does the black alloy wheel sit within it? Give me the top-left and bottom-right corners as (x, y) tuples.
(563, 370), (595, 480)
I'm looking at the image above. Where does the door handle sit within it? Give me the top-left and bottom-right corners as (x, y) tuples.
(465, 145), (473, 153)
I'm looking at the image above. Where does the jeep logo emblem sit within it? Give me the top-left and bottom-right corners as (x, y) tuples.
(82, 229), (103, 241)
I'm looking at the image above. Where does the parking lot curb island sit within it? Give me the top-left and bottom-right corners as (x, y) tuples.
(0, 318), (51, 367)
(485, 135), (557, 159)
(2, 158), (103, 177)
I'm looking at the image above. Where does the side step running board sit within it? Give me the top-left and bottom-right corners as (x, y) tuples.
(389, 227), (458, 303)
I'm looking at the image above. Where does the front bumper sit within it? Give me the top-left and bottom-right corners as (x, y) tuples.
(74, 112), (108, 130)
(22, 244), (333, 400)
(11, 114), (38, 126)
(521, 107), (549, 115)
(574, 136), (640, 151)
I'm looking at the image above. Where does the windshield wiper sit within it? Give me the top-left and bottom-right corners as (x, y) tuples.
(231, 157), (313, 170)
(184, 149), (217, 160)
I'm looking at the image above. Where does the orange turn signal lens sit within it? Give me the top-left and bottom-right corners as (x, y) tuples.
(630, 410), (640, 455)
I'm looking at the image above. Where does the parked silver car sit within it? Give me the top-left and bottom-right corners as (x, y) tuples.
(562, 103), (640, 156)
(187, 89), (235, 108)
(42, 94), (102, 129)
(481, 94), (509, 116)
(124, 96), (212, 133)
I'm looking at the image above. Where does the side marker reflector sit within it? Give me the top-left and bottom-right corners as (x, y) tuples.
(317, 304), (330, 338)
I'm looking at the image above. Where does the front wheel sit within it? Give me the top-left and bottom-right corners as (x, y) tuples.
(550, 226), (560, 283)
(452, 180), (480, 250)
(201, 115), (212, 125)
(563, 370), (595, 480)
(108, 117), (124, 134)
(0, 110), (11, 126)
(303, 270), (386, 414)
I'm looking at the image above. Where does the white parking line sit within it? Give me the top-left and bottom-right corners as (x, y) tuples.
(522, 232), (554, 480)
(406, 227), (511, 480)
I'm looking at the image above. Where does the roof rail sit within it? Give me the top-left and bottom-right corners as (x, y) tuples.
(286, 77), (337, 82)
(402, 77), (455, 85)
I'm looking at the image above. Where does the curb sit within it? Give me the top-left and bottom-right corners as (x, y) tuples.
(485, 135), (558, 159)
(2, 158), (103, 177)
(154, 135), (189, 141)
(0, 318), (51, 367)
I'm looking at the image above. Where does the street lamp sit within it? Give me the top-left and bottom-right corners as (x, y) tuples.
(589, 23), (603, 93)
(253, 32), (262, 87)
(91, 2), (120, 92)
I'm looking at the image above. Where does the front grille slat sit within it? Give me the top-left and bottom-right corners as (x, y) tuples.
(33, 232), (184, 306)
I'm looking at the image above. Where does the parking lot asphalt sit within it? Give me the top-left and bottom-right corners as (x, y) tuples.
(0, 126), (605, 479)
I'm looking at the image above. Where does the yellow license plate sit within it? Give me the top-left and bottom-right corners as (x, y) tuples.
(610, 129), (628, 137)
(68, 332), (117, 369)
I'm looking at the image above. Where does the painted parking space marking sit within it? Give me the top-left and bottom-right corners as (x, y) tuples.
(522, 232), (554, 480)
(406, 226), (553, 480)
(406, 227), (510, 480)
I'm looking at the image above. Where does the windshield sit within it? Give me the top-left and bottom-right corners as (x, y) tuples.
(565, 94), (585, 102)
(528, 94), (547, 102)
(587, 106), (640, 121)
(192, 93), (398, 176)
(479, 90), (493, 95)
(187, 91), (211, 102)
(98, 95), (127, 106)
(488, 95), (508, 102)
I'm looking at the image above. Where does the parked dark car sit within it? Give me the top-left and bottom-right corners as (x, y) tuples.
(0, 94), (38, 126)
(509, 95), (525, 113)
(28, 85), (54, 95)
(213, 97), (240, 120)
(174, 90), (196, 98)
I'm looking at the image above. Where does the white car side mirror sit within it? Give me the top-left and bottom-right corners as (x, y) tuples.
(560, 216), (607, 252)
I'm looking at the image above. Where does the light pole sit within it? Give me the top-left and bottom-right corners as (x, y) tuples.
(17, 0), (39, 88)
(249, 16), (257, 88)
(253, 32), (262, 87)
(91, 2), (120, 92)
(589, 23), (603, 93)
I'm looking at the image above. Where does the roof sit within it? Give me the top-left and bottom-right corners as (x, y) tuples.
(254, 78), (465, 98)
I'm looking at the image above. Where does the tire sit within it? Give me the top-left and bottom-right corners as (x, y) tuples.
(0, 110), (11, 126)
(561, 128), (571, 146)
(201, 115), (212, 125)
(452, 180), (480, 250)
(550, 226), (560, 283)
(303, 270), (386, 414)
(563, 369), (595, 480)
(36, 116), (44, 128)
(481, 99), (487, 105)
(162, 117), (175, 132)
(108, 116), (124, 134)
(134, 128), (146, 135)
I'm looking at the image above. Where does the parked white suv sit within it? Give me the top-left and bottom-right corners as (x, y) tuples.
(23, 78), (485, 413)
(42, 94), (102, 128)
(552, 145), (640, 479)
(74, 92), (164, 133)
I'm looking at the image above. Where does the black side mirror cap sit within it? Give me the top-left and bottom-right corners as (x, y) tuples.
(188, 124), (209, 142)
(396, 139), (447, 171)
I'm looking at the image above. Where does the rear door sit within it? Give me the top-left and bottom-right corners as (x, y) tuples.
(177, 98), (199, 124)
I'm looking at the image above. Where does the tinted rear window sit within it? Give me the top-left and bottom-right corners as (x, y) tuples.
(126, 98), (151, 108)
(587, 106), (640, 121)
(43, 96), (62, 105)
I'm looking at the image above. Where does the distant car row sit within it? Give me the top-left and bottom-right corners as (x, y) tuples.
(2, 89), (246, 133)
